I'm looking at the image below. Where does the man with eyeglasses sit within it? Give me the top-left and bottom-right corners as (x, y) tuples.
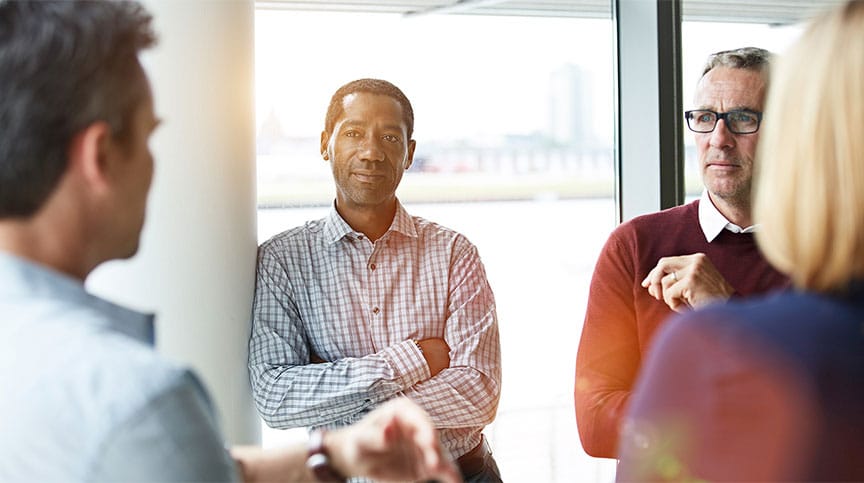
(575, 47), (789, 459)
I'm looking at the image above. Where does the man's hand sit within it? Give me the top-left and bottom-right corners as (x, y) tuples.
(327, 397), (462, 483)
(230, 399), (461, 483)
(417, 338), (450, 377)
(641, 253), (735, 313)
(310, 352), (326, 364)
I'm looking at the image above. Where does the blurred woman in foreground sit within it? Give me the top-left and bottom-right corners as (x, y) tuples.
(616, 2), (864, 481)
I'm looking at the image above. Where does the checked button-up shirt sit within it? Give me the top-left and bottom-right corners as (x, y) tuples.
(248, 201), (501, 458)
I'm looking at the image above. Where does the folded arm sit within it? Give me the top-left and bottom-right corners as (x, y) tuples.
(402, 242), (502, 429)
(248, 249), (429, 428)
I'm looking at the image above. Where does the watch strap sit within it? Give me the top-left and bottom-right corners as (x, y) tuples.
(306, 429), (347, 482)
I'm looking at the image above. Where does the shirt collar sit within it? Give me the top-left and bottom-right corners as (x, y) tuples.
(323, 199), (417, 244)
(698, 189), (758, 242)
(0, 251), (155, 345)
(390, 201), (418, 238)
(323, 205), (355, 244)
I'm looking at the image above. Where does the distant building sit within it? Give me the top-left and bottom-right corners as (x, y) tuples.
(548, 64), (593, 148)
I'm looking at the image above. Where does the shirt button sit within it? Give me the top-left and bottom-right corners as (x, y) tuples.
(369, 263), (376, 271)
(372, 307), (380, 315)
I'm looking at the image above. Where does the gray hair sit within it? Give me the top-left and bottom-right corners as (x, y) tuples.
(701, 46), (772, 78)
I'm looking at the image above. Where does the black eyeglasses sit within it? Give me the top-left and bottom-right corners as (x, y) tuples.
(684, 109), (763, 134)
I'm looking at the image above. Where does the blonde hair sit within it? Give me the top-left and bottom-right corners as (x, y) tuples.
(755, 0), (864, 292)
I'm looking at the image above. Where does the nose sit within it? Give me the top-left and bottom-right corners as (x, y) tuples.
(708, 119), (735, 149)
(358, 134), (385, 162)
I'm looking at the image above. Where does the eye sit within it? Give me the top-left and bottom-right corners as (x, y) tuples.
(344, 130), (359, 138)
(728, 111), (755, 123)
(696, 112), (715, 123)
(382, 134), (401, 143)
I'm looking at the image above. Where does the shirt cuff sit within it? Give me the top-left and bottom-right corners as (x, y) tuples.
(381, 340), (430, 389)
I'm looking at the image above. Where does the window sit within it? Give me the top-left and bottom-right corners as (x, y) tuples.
(255, 8), (617, 481)
(254, 2), (824, 480)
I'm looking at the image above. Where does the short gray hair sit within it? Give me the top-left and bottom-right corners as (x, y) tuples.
(701, 46), (772, 78)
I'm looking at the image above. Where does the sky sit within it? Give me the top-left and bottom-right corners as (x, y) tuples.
(255, 11), (615, 143)
(255, 10), (805, 147)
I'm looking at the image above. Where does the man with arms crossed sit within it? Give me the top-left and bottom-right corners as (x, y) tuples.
(0, 2), (458, 482)
(249, 78), (502, 481)
(575, 47), (788, 458)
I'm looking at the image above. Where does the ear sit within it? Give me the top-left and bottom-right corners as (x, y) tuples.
(67, 121), (113, 193)
(320, 130), (331, 161)
(404, 139), (416, 170)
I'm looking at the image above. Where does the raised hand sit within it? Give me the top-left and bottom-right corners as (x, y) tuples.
(642, 253), (735, 313)
(328, 397), (462, 483)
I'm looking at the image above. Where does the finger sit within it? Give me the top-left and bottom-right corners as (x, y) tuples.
(381, 414), (398, 444)
(647, 281), (661, 300)
(661, 272), (677, 290)
(434, 460), (463, 483)
(391, 400), (459, 482)
(647, 270), (677, 300)
(662, 280), (694, 313)
(680, 287), (694, 308)
(662, 276), (685, 309)
(641, 265), (662, 288)
(395, 421), (456, 483)
(392, 399), (435, 445)
(643, 255), (683, 285)
(642, 261), (679, 299)
(642, 267), (661, 298)
(668, 298), (689, 313)
(662, 279), (678, 305)
(407, 416), (444, 471)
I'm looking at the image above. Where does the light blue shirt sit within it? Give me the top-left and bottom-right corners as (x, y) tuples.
(0, 253), (237, 482)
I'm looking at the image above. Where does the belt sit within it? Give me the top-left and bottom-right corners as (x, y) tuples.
(456, 435), (492, 478)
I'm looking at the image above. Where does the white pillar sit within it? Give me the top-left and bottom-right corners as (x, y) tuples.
(87, 0), (260, 445)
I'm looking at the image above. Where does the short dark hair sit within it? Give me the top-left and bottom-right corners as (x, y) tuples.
(0, 0), (156, 218)
(324, 78), (415, 139)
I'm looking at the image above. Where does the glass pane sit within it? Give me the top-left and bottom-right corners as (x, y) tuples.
(255, 8), (617, 482)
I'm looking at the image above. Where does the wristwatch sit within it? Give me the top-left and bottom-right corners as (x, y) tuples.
(306, 429), (347, 482)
